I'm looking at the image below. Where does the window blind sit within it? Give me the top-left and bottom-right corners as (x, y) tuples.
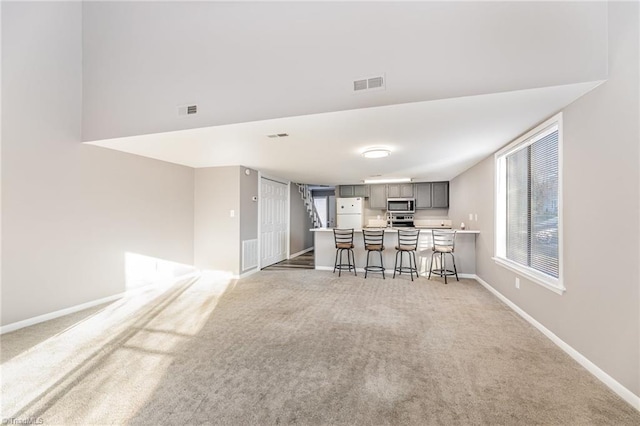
(505, 126), (559, 278)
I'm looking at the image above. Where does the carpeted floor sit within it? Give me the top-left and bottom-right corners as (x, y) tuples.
(2, 270), (639, 425)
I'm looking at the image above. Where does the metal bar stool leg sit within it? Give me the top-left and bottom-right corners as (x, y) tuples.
(409, 252), (414, 282)
(442, 252), (447, 284)
(428, 251), (434, 280)
(349, 249), (358, 277)
(412, 251), (418, 280)
(393, 251), (399, 278)
(365, 250), (371, 278)
(450, 252), (459, 281)
(379, 250), (385, 279)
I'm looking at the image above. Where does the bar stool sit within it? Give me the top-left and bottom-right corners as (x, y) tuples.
(393, 229), (420, 281)
(333, 228), (357, 277)
(428, 230), (459, 284)
(362, 229), (386, 279)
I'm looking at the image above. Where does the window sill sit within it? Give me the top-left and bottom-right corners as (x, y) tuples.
(493, 257), (565, 295)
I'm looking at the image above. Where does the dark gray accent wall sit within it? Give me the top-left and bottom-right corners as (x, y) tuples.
(449, 1), (639, 398)
(289, 184), (314, 256)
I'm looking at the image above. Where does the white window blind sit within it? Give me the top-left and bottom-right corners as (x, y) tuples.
(505, 127), (559, 278)
(496, 115), (562, 293)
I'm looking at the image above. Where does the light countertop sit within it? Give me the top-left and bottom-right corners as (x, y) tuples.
(310, 227), (479, 234)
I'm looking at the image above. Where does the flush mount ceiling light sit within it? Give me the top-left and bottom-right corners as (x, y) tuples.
(363, 177), (412, 184)
(362, 148), (391, 159)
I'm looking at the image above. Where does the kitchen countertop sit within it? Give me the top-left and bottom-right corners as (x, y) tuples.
(310, 227), (479, 233)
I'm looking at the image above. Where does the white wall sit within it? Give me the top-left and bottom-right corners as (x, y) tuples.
(194, 166), (240, 275)
(81, 1), (607, 141)
(449, 1), (639, 398)
(1, 2), (195, 326)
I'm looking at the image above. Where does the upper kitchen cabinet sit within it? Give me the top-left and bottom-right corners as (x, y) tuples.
(431, 181), (449, 208)
(415, 182), (432, 209)
(387, 183), (414, 198)
(338, 185), (369, 198)
(368, 184), (387, 209)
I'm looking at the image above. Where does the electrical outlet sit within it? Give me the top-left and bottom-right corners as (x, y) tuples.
(469, 213), (473, 220)
(474, 213), (478, 221)
(515, 277), (520, 289)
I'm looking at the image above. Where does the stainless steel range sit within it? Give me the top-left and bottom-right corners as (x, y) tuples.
(389, 213), (414, 227)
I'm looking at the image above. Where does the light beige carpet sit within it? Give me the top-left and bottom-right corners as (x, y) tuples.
(2, 270), (639, 425)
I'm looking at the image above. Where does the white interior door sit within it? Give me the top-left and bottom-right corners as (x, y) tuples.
(260, 177), (288, 268)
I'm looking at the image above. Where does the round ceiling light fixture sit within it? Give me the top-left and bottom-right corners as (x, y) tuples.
(362, 148), (391, 159)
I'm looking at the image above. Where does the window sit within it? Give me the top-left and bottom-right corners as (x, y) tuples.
(495, 113), (564, 294)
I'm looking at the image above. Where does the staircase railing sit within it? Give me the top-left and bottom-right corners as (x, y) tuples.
(297, 184), (323, 228)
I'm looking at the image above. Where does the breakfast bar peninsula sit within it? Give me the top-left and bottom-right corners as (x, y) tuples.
(311, 228), (479, 277)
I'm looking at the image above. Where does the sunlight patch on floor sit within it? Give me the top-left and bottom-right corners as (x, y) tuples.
(1, 270), (235, 423)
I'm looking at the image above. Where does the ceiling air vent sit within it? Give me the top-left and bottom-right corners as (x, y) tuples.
(353, 79), (368, 91)
(353, 74), (385, 93)
(267, 133), (289, 138)
(177, 104), (198, 117)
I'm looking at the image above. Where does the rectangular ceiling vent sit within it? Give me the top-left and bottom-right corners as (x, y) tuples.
(353, 74), (385, 93)
(267, 133), (289, 138)
(177, 104), (198, 117)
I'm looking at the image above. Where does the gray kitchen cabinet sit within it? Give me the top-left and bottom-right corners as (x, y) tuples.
(415, 182), (432, 209)
(368, 184), (387, 209)
(338, 185), (354, 197)
(354, 185), (369, 197)
(387, 183), (414, 198)
(339, 185), (369, 198)
(431, 181), (449, 208)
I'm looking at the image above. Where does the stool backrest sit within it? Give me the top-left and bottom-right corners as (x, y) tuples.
(362, 229), (385, 247)
(432, 229), (456, 251)
(333, 228), (354, 247)
(397, 229), (420, 250)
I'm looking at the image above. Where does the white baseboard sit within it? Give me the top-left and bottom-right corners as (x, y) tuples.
(0, 272), (201, 335)
(289, 246), (314, 259)
(235, 268), (259, 280)
(473, 274), (640, 411)
(1, 292), (125, 335)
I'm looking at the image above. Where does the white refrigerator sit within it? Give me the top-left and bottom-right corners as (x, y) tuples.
(336, 197), (364, 229)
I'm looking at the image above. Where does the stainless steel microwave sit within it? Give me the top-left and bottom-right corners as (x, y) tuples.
(387, 198), (415, 213)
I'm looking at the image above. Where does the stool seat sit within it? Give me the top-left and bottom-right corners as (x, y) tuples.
(365, 244), (384, 251)
(434, 246), (453, 253)
(336, 242), (354, 249)
(396, 244), (416, 251)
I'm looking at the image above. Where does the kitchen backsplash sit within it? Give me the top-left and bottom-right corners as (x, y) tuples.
(363, 206), (449, 223)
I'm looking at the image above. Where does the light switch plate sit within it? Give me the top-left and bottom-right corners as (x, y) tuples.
(230, 210), (235, 218)
(469, 213), (473, 220)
